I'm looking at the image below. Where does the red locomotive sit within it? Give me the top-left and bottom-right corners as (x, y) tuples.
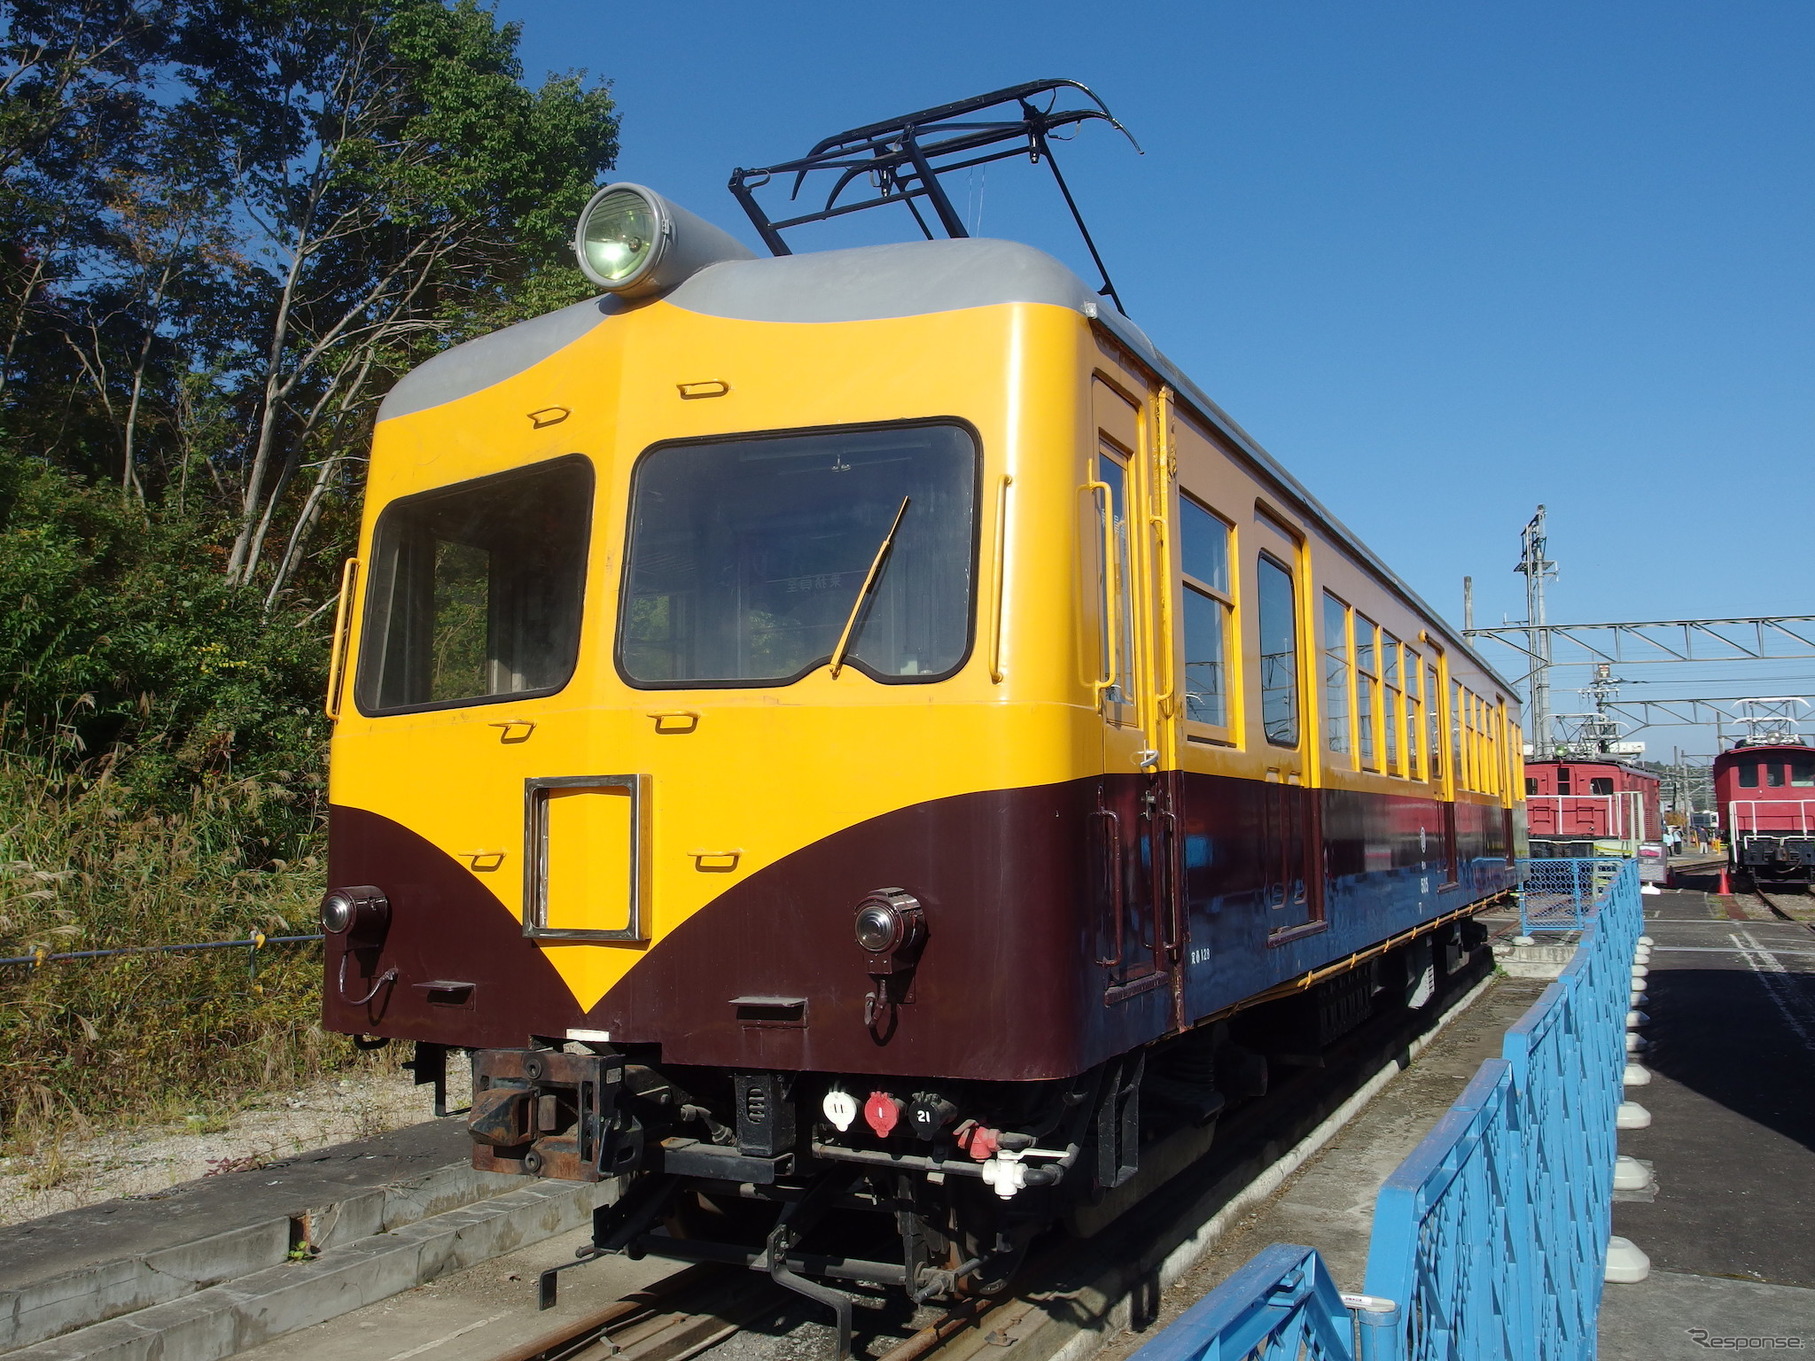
(1523, 759), (1661, 858)
(1713, 743), (1815, 887)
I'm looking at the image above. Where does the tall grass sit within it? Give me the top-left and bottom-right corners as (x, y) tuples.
(0, 756), (376, 1155)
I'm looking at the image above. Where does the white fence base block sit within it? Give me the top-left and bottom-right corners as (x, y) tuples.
(1641, 884), (1663, 896)
(1605, 1235), (1652, 1283)
(1617, 1101), (1653, 1129)
(1623, 1063), (1652, 1086)
(1625, 1032), (1650, 1053)
(1625, 1010), (1649, 1029)
(1630, 964), (1649, 981)
(1633, 947), (1652, 963)
(1638, 934), (1655, 947)
(1631, 990), (1648, 1006)
(1613, 1155), (1655, 1191)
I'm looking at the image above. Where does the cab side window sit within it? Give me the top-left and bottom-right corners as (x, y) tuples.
(359, 456), (592, 715)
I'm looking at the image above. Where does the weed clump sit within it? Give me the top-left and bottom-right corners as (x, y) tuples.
(0, 762), (364, 1155)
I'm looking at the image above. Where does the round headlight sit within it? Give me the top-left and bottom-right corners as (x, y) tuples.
(853, 888), (925, 962)
(855, 902), (903, 954)
(572, 182), (755, 298)
(321, 890), (357, 936)
(577, 186), (658, 287)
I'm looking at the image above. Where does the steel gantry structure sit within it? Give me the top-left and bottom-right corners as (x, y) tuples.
(1464, 614), (1815, 667)
(1465, 506), (1815, 758)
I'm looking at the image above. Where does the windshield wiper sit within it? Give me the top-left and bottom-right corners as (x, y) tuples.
(828, 496), (910, 679)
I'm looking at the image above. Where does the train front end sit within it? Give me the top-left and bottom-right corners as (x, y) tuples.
(320, 186), (1123, 1300)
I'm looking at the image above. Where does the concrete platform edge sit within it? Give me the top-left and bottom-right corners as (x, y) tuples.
(0, 1176), (616, 1360)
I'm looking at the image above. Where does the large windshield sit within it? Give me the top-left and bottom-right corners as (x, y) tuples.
(356, 456), (591, 714)
(619, 422), (978, 687)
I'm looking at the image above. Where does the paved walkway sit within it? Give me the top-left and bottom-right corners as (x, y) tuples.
(1598, 885), (1815, 1358)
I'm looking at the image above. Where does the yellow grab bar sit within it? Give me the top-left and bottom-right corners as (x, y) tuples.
(1148, 512), (1175, 713)
(1085, 480), (1119, 698)
(324, 556), (359, 720)
(988, 474), (1013, 683)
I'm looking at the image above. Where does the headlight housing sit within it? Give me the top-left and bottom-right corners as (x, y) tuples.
(320, 885), (390, 944)
(854, 888), (925, 970)
(573, 183), (756, 297)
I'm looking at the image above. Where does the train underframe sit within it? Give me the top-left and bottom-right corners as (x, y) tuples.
(1734, 833), (1815, 889)
(437, 918), (1487, 1351)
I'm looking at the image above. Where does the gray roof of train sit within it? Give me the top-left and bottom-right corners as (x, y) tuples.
(379, 238), (1511, 693)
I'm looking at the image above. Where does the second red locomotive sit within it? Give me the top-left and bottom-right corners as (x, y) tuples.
(1523, 759), (1661, 859)
(1714, 742), (1815, 887)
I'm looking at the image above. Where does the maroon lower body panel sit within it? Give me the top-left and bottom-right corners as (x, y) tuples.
(325, 774), (1511, 1084)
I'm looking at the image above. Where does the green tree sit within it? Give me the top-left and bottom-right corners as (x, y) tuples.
(167, 0), (616, 600)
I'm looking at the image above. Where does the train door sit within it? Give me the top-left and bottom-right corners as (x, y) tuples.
(1249, 511), (1323, 939)
(1090, 379), (1181, 1013)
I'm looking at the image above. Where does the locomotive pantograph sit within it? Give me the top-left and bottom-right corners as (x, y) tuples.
(318, 82), (1523, 1347)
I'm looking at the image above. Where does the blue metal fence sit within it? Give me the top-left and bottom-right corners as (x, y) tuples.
(1128, 860), (1640, 1361)
(1130, 1245), (1366, 1361)
(1517, 856), (1623, 934)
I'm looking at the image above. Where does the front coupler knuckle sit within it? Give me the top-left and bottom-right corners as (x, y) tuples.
(468, 1047), (636, 1182)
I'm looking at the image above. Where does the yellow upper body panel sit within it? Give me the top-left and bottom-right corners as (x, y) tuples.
(334, 296), (1104, 1009)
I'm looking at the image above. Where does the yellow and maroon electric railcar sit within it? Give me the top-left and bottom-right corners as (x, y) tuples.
(319, 179), (1522, 1322)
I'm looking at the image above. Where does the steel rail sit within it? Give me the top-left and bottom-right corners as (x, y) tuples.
(488, 1264), (736, 1361)
(1752, 887), (1815, 935)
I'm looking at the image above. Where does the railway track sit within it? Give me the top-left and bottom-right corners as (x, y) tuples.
(1751, 884), (1815, 931)
(465, 956), (1503, 1361)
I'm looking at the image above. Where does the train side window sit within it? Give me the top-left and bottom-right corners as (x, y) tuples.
(1426, 662), (1442, 785)
(1321, 593), (1350, 762)
(1355, 616), (1378, 770)
(1793, 761), (1815, 787)
(1525, 776), (1538, 796)
(1382, 634), (1403, 776)
(358, 455), (592, 715)
(1590, 777), (1614, 796)
(1451, 682), (1465, 790)
(1766, 763), (1785, 788)
(1256, 554), (1299, 747)
(1179, 496), (1232, 733)
(1404, 648), (1422, 779)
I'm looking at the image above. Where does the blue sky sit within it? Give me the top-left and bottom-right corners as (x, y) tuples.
(496, 1), (1814, 756)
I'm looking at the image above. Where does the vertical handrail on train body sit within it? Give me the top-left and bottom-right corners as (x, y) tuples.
(1147, 513), (1174, 714)
(324, 556), (360, 720)
(1146, 386), (1177, 722)
(1085, 479), (1119, 702)
(989, 474), (1012, 683)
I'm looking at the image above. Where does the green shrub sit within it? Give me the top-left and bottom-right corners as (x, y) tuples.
(0, 452), (364, 1150)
